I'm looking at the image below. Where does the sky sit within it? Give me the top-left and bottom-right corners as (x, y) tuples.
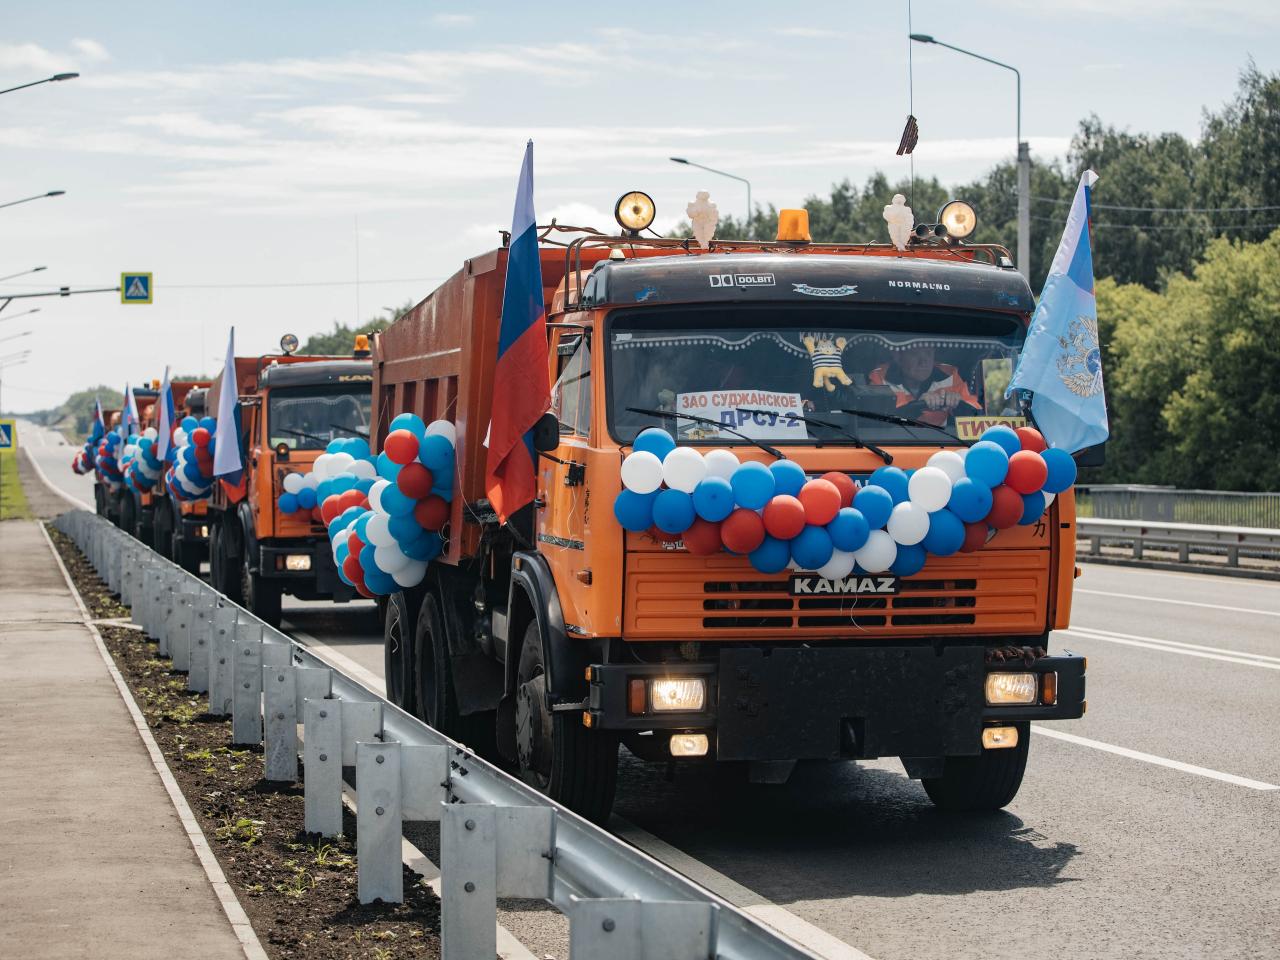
(1, 0), (1276, 413)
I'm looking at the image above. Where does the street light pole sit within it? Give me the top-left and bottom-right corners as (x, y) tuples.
(669, 157), (753, 236)
(0, 266), (48, 283)
(0, 72), (79, 97)
(0, 308), (40, 324)
(0, 191), (67, 211)
(910, 34), (1030, 280)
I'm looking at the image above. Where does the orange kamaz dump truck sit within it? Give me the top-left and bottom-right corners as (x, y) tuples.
(206, 343), (373, 625)
(371, 201), (1088, 822)
(151, 383), (213, 573)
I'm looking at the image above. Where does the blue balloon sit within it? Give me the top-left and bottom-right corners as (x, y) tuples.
(360, 542), (380, 573)
(381, 486), (417, 517)
(652, 489), (695, 534)
(430, 484), (454, 503)
(749, 535), (791, 574)
(633, 427), (676, 461)
(418, 434), (455, 473)
(330, 474), (357, 494)
(329, 438), (352, 455)
(692, 476), (735, 522)
(891, 543), (927, 577)
(138, 437), (152, 452)
(390, 413), (426, 439)
(327, 515), (347, 539)
(207, 437), (216, 457)
(613, 490), (657, 532)
(181, 416), (198, 432)
(403, 531), (442, 562)
(1041, 447), (1077, 494)
(731, 461), (775, 509)
(316, 478), (335, 503)
(853, 485), (893, 529)
(769, 460), (807, 497)
(365, 569), (397, 596)
(279, 492), (299, 514)
(183, 460), (202, 483)
(355, 477), (376, 494)
(1019, 491), (1047, 525)
(335, 541), (350, 566)
(296, 486), (317, 510)
(947, 478), (993, 523)
(198, 416), (216, 433)
(827, 507), (870, 552)
(791, 525), (834, 570)
(389, 514), (423, 542)
(355, 513), (372, 541)
(868, 466), (910, 504)
(346, 437), (372, 461)
(981, 425), (1022, 458)
(921, 508), (966, 556)
(337, 564), (354, 587)
(377, 452), (403, 480)
(965, 441), (1010, 488)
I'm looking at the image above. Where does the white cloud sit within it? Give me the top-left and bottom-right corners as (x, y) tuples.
(0, 42), (73, 74)
(70, 38), (110, 62)
(779, 27), (835, 38)
(432, 13), (474, 26)
(124, 112), (257, 140)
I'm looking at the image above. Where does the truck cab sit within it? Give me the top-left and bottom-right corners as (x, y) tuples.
(152, 384), (213, 573)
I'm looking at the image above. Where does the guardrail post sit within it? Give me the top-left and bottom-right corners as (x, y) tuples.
(303, 698), (343, 837)
(188, 591), (215, 692)
(208, 603), (237, 716)
(400, 745), (450, 821)
(262, 640), (292, 668)
(1226, 544), (1239, 566)
(356, 740), (403, 904)
(1133, 537), (1144, 560)
(440, 804), (554, 960)
(232, 633), (263, 746)
(567, 898), (714, 959)
(341, 701), (382, 766)
(293, 666), (332, 715)
(263, 665), (298, 782)
(119, 548), (137, 608)
(171, 582), (199, 672)
(106, 536), (121, 595)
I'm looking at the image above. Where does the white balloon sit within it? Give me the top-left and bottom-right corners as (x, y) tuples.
(1042, 491), (1056, 509)
(172, 428), (188, 448)
(143, 427), (158, 440)
(703, 448), (740, 481)
(425, 420), (457, 446)
(908, 466), (953, 512)
(392, 559), (429, 588)
(282, 473), (305, 494)
(311, 453), (332, 478)
(366, 512), (395, 547)
(621, 451), (664, 495)
(299, 473), (318, 491)
(887, 501), (930, 546)
(329, 452), (355, 473)
(817, 549), (856, 580)
(368, 478), (391, 514)
(926, 450), (966, 485)
(349, 459), (377, 480)
(374, 542), (410, 574)
(661, 447), (707, 494)
(854, 530), (898, 573)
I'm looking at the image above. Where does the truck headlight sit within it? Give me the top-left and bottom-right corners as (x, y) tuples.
(650, 678), (706, 712)
(284, 554), (311, 571)
(985, 672), (1037, 705)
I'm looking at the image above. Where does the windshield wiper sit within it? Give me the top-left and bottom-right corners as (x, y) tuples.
(831, 408), (961, 443)
(277, 427), (327, 444)
(330, 422), (370, 438)
(625, 407), (786, 460)
(737, 408), (892, 464)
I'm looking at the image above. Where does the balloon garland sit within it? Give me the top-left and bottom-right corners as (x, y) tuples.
(614, 424), (1077, 577)
(71, 420), (104, 475)
(93, 432), (125, 492)
(165, 415), (218, 502)
(122, 427), (166, 493)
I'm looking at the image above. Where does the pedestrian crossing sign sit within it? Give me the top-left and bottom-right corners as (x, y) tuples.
(0, 420), (14, 450)
(121, 272), (153, 304)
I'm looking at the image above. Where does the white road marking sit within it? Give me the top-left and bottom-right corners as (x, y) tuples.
(21, 438), (93, 510)
(284, 625), (388, 694)
(611, 817), (877, 960)
(1065, 625), (1280, 664)
(1076, 588), (1280, 618)
(1031, 726), (1278, 791)
(1060, 627), (1280, 670)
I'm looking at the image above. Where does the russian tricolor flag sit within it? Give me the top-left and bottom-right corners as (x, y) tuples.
(485, 141), (550, 522)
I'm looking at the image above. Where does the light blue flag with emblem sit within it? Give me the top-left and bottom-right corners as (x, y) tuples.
(1008, 169), (1107, 453)
(212, 327), (243, 483)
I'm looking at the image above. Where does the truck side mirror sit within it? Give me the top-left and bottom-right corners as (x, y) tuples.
(532, 412), (560, 452)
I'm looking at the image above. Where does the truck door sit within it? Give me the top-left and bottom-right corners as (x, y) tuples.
(538, 330), (592, 631)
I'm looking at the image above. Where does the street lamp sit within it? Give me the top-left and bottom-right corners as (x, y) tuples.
(0, 72), (79, 97)
(0, 308), (40, 324)
(670, 157), (753, 236)
(0, 330), (32, 345)
(910, 33), (1030, 280)
(0, 191), (67, 211)
(0, 266), (48, 283)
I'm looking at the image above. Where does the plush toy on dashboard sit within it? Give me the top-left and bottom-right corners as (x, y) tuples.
(803, 334), (853, 391)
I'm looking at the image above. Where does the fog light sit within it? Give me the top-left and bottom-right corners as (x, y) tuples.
(199, 525), (209, 538)
(985, 672), (1037, 705)
(982, 726), (1019, 749)
(284, 554), (311, 571)
(650, 678), (706, 712)
(670, 733), (709, 757)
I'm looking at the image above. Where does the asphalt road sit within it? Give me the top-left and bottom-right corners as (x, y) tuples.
(23, 419), (1280, 960)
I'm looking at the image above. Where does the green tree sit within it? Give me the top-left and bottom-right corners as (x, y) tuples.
(298, 301), (413, 355)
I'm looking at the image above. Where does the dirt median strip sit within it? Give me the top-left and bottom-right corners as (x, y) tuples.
(46, 523), (443, 960)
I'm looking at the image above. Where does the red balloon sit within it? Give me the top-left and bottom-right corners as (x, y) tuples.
(353, 578), (373, 599)
(721, 508), (766, 554)
(762, 495), (806, 540)
(1015, 426), (1047, 453)
(342, 554), (363, 583)
(320, 494), (343, 524)
(960, 522), (989, 552)
(414, 495), (450, 531)
(191, 427), (210, 447)
(346, 530), (363, 555)
(383, 429), (420, 465)
(682, 518), (723, 556)
(798, 479), (842, 526)
(648, 525), (682, 544)
(820, 471), (858, 509)
(338, 489), (365, 512)
(311, 507), (325, 524)
(986, 484), (1023, 529)
(1006, 450), (1048, 494)
(397, 462), (435, 499)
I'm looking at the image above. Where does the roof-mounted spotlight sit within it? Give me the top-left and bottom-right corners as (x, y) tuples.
(614, 191), (656, 237)
(279, 333), (299, 355)
(938, 200), (977, 239)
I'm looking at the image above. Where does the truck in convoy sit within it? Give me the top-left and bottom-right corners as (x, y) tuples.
(152, 384), (212, 573)
(93, 406), (121, 521)
(371, 198), (1088, 822)
(106, 387), (159, 532)
(206, 340), (374, 626)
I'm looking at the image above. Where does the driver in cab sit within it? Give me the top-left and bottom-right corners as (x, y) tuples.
(868, 344), (980, 426)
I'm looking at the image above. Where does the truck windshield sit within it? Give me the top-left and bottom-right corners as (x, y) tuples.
(268, 385), (371, 450)
(608, 304), (1027, 445)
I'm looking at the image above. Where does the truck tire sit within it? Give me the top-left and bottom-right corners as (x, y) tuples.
(413, 594), (494, 748)
(514, 621), (618, 824)
(241, 554), (282, 627)
(119, 493), (136, 537)
(176, 537), (203, 576)
(383, 591), (418, 715)
(922, 722), (1030, 812)
(209, 520), (242, 601)
(153, 502), (174, 560)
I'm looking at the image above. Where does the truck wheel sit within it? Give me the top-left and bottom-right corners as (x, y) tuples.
(514, 621), (618, 824)
(153, 503), (173, 560)
(119, 494), (136, 537)
(177, 537), (203, 576)
(241, 556), (282, 627)
(922, 722), (1030, 812)
(209, 521), (242, 601)
(383, 591), (417, 714)
(414, 594), (469, 736)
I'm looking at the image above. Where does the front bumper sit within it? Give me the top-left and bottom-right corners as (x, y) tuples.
(586, 645), (1085, 761)
(258, 540), (355, 602)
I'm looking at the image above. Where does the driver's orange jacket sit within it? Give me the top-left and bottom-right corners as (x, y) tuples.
(868, 362), (981, 426)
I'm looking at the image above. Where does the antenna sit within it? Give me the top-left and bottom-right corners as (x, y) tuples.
(907, 0), (915, 206)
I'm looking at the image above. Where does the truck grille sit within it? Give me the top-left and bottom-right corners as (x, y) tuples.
(624, 550), (1047, 639)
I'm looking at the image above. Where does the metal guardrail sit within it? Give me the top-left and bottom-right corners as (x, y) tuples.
(54, 509), (818, 960)
(1076, 485), (1280, 529)
(1076, 517), (1280, 566)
